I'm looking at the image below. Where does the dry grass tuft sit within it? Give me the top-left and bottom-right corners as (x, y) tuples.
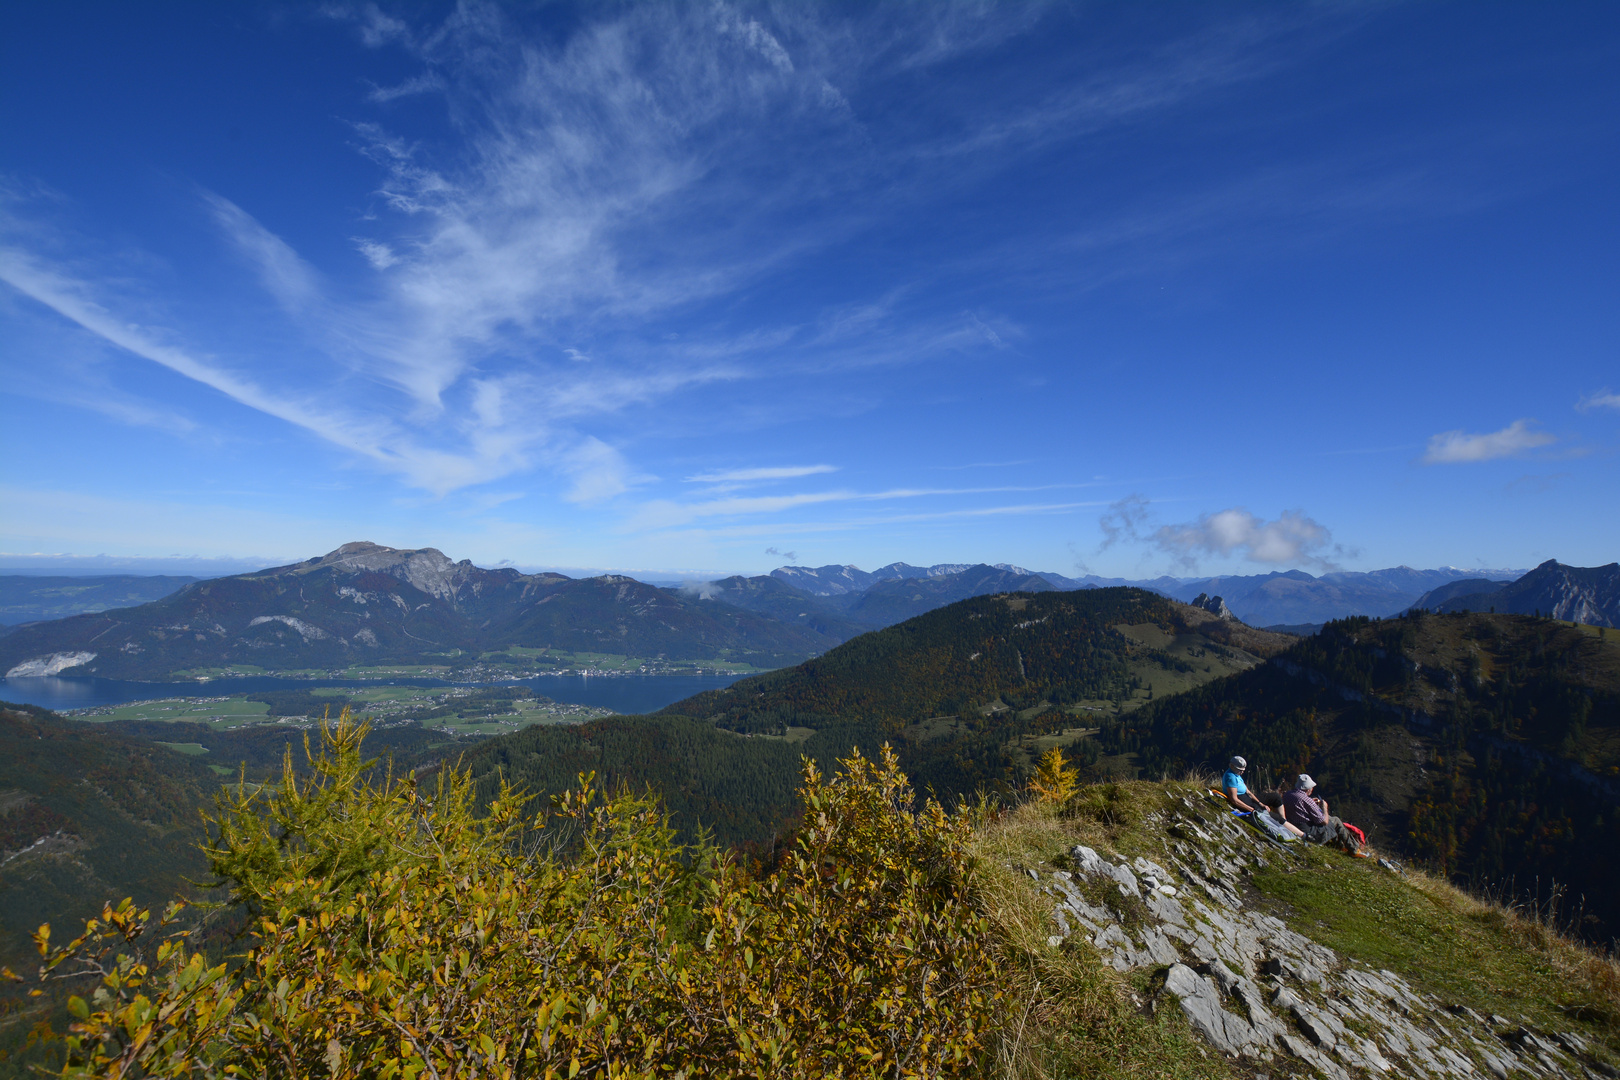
(968, 799), (1234, 1080)
(1397, 863), (1620, 1028)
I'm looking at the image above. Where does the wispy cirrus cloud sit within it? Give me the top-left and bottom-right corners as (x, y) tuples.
(649, 500), (1102, 542)
(686, 465), (838, 484)
(628, 483), (1090, 531)
(203, 192), (319, 313)
(1577, 388), (1620, 412)
(2, 0), (1355, 520)
(1422, 419), (1555, 464)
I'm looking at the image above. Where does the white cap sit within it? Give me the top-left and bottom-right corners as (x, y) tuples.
(1295, 774), (1316, 791)
(1229, 756), (1247, 770)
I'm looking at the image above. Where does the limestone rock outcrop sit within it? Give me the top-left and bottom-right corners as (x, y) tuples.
(1191, 593), (1236, 620)
(1033, 798), (1603, 1080)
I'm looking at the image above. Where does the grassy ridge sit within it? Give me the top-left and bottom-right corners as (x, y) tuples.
(974, 781), (1619, 1077)
(1101, 610), (1620, 942)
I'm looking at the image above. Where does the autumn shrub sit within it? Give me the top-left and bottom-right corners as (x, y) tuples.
(20, 714), (1001, 1078)
(1025, 748), (1078, 807)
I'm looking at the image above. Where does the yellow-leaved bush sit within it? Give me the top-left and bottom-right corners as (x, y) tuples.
(1027, 747), (1079, 807)
(25, 712), (1002, 1078)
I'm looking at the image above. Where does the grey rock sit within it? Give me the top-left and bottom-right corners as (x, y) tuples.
(1095, 923), (1132, 953)
(1280, 1034), (1353, 1080)
(1292, 1004), (1338, 1050)
(1208, 959), (1244, 996)
(1040, 789), (1564, 1080)
(1553, 1031), (1589, 1056)
(1133, 855), (1176, 882)
(1474, 1041), (1513, 1080)
(1165, 963), (1261, 1056)
(1278, 954), (1328, 985)
(1071, 845), (1142, 898)
(1432, 1045), (1481, 1077)
(1343, 1032), (1392, 1073)
(1141, 926), (1184, 967)
(1145, 889), (1188, 927)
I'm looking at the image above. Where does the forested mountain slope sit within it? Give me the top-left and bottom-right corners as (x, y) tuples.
(836, 564), (1058, 627)
(0, 704), (219, 980)
(452, 715), (807, 848)
(1098, 610), (1620, 941)
(0, 542), (841, 679)
(1408, 577), (1508, 611)
(663, 588), (1292, 799)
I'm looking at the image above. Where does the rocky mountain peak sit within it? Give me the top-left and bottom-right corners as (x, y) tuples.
(1191, 592), (1235, 619)
(299, 542), (468, 602)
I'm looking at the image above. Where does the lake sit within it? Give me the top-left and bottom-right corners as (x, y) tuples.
(0, 672), (749, 717)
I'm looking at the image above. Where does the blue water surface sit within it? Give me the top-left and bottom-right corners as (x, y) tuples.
(0, 672), (748, 717)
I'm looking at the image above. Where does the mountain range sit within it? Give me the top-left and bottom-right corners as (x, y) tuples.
(3, 574), (1618, 1011)
(2, 543), (1612, 684)
(0, 542), (843, 680)
(769, 561), (1531, 628)
(0, 574), (200, 626)
(1412, 559), (1620, 626)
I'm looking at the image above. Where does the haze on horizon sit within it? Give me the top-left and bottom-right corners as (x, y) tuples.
(1, 2), (1615, 581)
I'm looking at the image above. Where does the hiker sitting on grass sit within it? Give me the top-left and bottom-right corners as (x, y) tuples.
(1222, 756), (1306, 836)
(1220, 756), (1268, 814)
(1280, 774), (1362, 852)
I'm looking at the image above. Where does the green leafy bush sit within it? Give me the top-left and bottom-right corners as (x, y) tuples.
(22, 714), (1001, 1078)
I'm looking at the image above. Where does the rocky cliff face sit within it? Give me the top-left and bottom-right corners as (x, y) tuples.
(1190, 592), (1236, 620)
(270, 541), (490, 604)
(1433, 561), (1620, 627)
(1026, 790), (1611, 1080)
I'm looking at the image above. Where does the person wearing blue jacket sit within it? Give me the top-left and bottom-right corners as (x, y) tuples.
(1221, 756), (1304, 836)
(1220, 756), (1266, 813)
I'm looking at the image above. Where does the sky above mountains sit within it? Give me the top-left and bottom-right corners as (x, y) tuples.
(1, 1), (1616, 578)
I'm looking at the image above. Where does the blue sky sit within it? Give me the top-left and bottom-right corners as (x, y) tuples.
(1, 1), (1616, 579)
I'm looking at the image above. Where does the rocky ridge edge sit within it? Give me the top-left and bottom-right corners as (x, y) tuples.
(1028, 795), (1610, 1080)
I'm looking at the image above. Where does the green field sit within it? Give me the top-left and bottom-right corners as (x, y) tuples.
(65, 685), (616, 735)
(472, 647), (774, 676)
(68, 696), (274, 727)
(155, 741), (210, 755)
(166, 651), (776, 682)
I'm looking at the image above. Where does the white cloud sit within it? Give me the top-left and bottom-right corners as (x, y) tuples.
(648, 501), (1101, 541)
(353, 238), (399, 269)
(1422, 419), (1555, 464)
(1, 3), (1338, 512)
(686, 465), (838, 483)
(1154, 507), (1337, 569)
(1096, 494), (1151, 551)
(1577, 388), (1620, 412)
(0, 243), (544, 495)
(627, 483), (1088, 530)
(714, 4), (794, 74)
(559, 436), (634, 504)
(203, 193), (319, 312)
(366, 72), (444, 104)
